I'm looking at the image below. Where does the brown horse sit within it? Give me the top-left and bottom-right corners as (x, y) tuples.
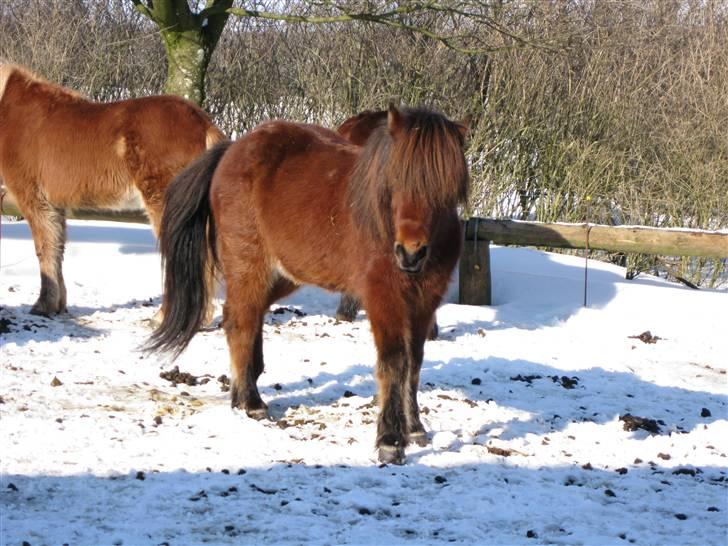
(334, 110), (440, 339)
(0, 63), (224, 316)
(147, 104), (469, 464)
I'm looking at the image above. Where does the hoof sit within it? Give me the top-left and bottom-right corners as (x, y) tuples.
(145, 309), (164, 329)
(245, 407), (270, 421)
(378, 444), (406, 465)
(408, 431), (429, 447)
(198, 319), (222, 332)
(30, 302), (54, 317)
(141, 317), (160, 329)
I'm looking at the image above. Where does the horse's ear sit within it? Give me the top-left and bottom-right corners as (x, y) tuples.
(387, 102), (403, 137)
(456, 115), (472, 140)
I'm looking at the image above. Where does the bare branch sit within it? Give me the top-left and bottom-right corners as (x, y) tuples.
(224, 2), (552, 55)
(130, 0), (154, 21)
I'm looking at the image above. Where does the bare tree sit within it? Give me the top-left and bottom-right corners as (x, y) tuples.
(130, 0), (546, 106)
(131, 0), (233, 104)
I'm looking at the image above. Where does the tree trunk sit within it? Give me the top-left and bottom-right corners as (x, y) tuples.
(132, 0), (232, 106)
(160, 30), (210, 104)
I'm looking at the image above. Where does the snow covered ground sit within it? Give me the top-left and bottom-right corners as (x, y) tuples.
(1, 219), (726, 546)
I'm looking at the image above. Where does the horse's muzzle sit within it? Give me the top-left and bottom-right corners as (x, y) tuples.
(394, 242), (429, 274)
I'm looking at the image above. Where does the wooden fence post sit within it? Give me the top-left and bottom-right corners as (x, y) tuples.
(459, 218), (492, 306)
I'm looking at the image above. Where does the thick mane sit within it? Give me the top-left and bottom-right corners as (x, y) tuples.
(348, 107), (469, 239)
(0, 63), (81, 103)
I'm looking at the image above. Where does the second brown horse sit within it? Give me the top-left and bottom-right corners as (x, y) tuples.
(147, 104), (469, 464)
(0, 63), (223, 317)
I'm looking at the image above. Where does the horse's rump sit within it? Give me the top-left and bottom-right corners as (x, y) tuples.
(336, 110), (387, 146)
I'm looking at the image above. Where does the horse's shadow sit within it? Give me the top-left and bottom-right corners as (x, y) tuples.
(0, 305), (108, 342)
(3, 461), (726, 545)
(261, 355), (727, 442)
(0, 298), (161, 345)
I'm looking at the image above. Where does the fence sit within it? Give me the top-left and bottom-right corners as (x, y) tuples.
(459, 218), (728, 305)
(3, 191), (728, 305)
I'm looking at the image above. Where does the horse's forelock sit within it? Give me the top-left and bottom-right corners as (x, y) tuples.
(348, 107), (469, 240)
(386, 109), (469, 210)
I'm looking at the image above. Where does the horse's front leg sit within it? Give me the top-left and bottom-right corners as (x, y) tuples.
(367, 298), (410, 464)
(374, 341), (410, 464)
(406, 293), (443, 446)
(405, 318), (431, 447)
(335, 293), (361, 321)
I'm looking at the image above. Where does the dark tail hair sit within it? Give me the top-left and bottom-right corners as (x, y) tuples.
(145, 140), (232, 357)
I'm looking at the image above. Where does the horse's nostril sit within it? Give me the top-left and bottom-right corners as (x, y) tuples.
(394, 242), (429, 272)
(413, 245), (428, 264)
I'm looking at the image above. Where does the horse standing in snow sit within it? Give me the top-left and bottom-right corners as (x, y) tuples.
(147, 104), (469, 464)
(0, 63), (224, 316)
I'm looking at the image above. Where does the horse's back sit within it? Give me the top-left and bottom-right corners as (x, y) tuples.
(1, 76), (218, 208)
(211, 121), (360, 291)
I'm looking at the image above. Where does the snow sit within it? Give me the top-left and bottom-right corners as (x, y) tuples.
(1, 219), (726, 545)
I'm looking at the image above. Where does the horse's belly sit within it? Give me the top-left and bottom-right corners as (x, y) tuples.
(95, 185), (145, 211)
(44, 175), (141, 210)
(272, 250), (347, 294)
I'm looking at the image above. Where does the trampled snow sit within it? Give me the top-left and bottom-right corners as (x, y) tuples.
(1, 220), (726, 545)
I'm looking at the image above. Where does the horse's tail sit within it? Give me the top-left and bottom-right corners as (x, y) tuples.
(146, 140), (232, 357)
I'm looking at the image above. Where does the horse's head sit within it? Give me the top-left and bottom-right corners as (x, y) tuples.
(385, 104), (469, 274)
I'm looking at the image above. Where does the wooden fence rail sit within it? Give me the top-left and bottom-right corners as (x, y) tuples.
(4, 190), (727, 306)
(1, 192), (148, 224)
(459, 218), (728, 306)
(464, 218), (728, 259)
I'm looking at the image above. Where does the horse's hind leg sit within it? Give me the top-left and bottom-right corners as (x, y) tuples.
(335, 293), (360, 321)
(22, 199), (67, 316)
(225, 310), (268, 419)
(223, 269), (297, 419)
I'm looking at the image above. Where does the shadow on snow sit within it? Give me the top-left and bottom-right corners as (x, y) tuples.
(1, 461), (725, 545)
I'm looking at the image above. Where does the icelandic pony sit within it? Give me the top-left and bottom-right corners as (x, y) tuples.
(334, 110), (439, 339)
(147, 105), (469, 464)
(0, 63), (224, 316)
